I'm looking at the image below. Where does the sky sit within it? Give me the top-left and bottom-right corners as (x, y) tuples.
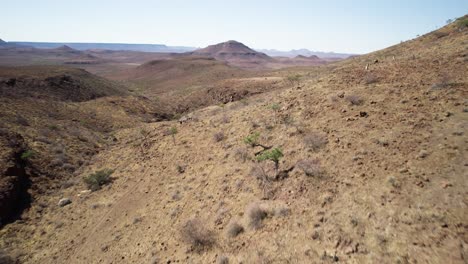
(1, 0), (467, 54)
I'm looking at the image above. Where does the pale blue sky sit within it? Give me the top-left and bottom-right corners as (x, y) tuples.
(1, 0), (466, 53)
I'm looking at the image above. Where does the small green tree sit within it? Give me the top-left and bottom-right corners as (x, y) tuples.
(244, 132), (272, 151)
(256, 148), (283, 171)
(20, 150), (35, 160)
(244, 132), (260, 147)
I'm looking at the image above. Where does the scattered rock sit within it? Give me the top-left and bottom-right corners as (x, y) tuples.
(344, 246), (354, 254)
(442, 182), (452, 189)
(418, 150), (429, 159)
(312, 231), (319, 240)
(58, 198), (72, 207)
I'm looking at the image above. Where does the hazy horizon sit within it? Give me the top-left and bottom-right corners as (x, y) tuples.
(1, 0), (467, 54)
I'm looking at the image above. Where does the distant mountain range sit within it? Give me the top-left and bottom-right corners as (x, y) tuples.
(256, 48), (355, 59)
(7, 42), (196, 53)
(1, 40), (354, 59)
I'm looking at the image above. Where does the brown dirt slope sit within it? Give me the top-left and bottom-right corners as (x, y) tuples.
(1, 17), (467, 263)
(106, 57), (287, 113)
(0, 66), (127, 101)
(0, 66), (171, 228)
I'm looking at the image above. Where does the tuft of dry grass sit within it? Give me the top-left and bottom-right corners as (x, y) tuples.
(296, 159), (323, 177)
(245, 203), (269, 229)
(303, 132), (328, 151)
(217, 255), (229, 264)
(213, 132), (225, 142)
(364, 73), (378, 84)
(345, 95), (364, 105)
(234, 147), (249, 162)
(180, 218), (215, 252)
(83, 169), (113, 191)
(226, 220), (244, 238)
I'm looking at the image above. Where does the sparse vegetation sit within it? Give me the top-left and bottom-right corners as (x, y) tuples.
(221, 115), (230, 123)
(246, 203), (269, 229)
(213, 132), (225, 142)
(83, 169), (114, 191)
(20, 150), (35, 160)
(286, 74), (302, 86)
(345, 95), (364, 105)
(243, 132), (260, 147)
(456, 17), (468, 28)
(234, 147), (249, 162)
(15, 115), (29, 126)
(296, 159), (323, 177)
(180, 218), (215, 252)
(364, 73), (378, 84)
(256, 148), (283, 170)
(226, 220), (244, 238)
(176, 164), (186, 173)
(0, 250), (15, 264)
(431, 73), (451, 89)
(303, 132), (328, 151)
(269, 103), (280, 123)
(165, 126), (178, 143)
(217, 256), (229, 264)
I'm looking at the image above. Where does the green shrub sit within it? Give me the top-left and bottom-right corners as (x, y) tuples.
(456, 17), (468, 28)
(243, 132), (260, 147)
(83, 169), (114, 191)
(269, 103), (280, 111)
(20, 150), (35, 160)
(286, 74), (302, 86)
(181, 218), (215, 252)
(256, 148), (283, 166)
(165, 126), (178, 143)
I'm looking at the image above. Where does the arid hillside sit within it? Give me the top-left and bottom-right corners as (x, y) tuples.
(104, 56), (291, 113)
(0, 66), (172, 228)
(0, 17), (467, 264)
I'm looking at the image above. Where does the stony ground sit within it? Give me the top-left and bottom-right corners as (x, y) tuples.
(0, 18), (467, 264)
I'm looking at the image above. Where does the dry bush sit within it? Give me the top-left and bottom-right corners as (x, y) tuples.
(217, 255), (229, 264)
(50, 158), (64, 167)
(329, 95), (339, 103)
(296, 159), (323, 177)
(345, 95), (364, 105)
(234, 147), (249, 162)
(213, 132), (225, 142)
(83, 169), (113, 191)
(0, 249), (15, 264)
(303, 132), (328, 151)
(222, 115), (230, 124)
(364, 73), (378, 84)
(433, 31), (449, 39)
(250, 165), (268, 182)
(15, 115), (29, 126)
(52, 144), (65, 154)
(36, 136), (53, 144)
(226, 220), (244, 238)
(62, 163), (76, 171)
(274, 205), (291, 217)
(181, 218), (215, 252)
(431, 73), (451, 89)
(246, 203), (269, 229)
